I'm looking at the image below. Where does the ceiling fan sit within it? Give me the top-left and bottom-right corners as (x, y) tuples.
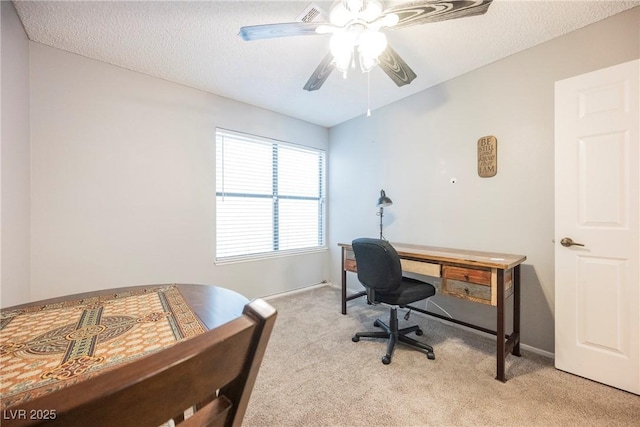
(239, 0), (493, 91)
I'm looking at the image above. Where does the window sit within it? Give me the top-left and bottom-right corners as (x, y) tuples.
(215, 129), (326, 261)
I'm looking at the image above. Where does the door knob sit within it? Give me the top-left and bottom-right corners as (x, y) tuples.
(560, 237), (585, 247)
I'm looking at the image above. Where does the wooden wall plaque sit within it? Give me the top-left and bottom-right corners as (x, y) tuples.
(478, 136), (497, 177)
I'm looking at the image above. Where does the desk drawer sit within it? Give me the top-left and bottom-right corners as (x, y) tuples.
(343, 250), (440, 277)
(400, 259), (441, 277)
(442, 266), (492, 304)
(443, 266), (491, 285)
(443, 279), (492, 303)
(344, 250), (357, 272)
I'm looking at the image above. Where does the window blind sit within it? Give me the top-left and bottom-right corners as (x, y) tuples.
(215, 129), (326, 261)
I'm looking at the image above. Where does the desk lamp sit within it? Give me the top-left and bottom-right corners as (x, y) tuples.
(376, 189), (393, 240)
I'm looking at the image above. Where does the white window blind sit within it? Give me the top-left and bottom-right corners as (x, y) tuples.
(216, 129), (326, 261)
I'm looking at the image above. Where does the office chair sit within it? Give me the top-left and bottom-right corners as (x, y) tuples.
(351, 238), (436, 364)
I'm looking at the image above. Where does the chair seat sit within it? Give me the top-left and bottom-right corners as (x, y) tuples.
(375, 276), (436, 306)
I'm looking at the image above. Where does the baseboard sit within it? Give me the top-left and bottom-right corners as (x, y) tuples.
(521, 343), (554, 359)
(262, 281), (331, 301)
(336, 282), (555, 360)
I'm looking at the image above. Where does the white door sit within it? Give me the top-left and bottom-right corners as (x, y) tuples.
(555, 59), (639, 395)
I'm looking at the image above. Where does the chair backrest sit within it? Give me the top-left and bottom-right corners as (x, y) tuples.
(352, 238), (403, 293)
(9, 298), (277, 427)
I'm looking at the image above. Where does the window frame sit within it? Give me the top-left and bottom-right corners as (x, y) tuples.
(215, 128), (327, 263)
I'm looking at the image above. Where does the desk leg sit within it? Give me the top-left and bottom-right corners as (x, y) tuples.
(496, 269), (506, 382)
(513, 265), (521, 357)
(341, 247), (347, 315)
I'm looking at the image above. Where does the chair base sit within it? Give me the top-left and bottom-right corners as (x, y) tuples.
(352, 307), (435, 364)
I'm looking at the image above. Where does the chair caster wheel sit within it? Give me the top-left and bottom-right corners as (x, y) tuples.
(427, 352), (436, 360)
(415, 329), (423, 336)
(382, 355), (391, 365)
(352, 336), (360, 342)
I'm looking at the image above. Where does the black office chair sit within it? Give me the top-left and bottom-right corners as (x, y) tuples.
(351, 238), (436, 364)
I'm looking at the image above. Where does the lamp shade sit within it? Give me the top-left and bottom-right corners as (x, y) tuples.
(376, 189), (393, 207)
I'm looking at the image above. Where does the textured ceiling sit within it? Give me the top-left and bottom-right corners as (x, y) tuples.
(12, 0), (640, 127)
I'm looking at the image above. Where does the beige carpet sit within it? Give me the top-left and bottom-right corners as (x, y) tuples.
(243, 285), (639, 427)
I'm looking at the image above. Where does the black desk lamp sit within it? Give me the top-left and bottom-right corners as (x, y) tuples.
(376, 189), (393, 240)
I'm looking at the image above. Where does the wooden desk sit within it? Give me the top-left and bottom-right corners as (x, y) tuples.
(0, 284), (249, 410)
(339, 242), (527, 382)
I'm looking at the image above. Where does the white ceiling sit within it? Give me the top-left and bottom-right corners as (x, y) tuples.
(12, 0), (640, 127)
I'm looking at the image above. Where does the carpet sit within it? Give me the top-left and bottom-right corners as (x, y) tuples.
(243, 285), (639, 426)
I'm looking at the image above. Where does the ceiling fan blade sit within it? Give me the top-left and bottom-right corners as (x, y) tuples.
(239, 22), (325, 41)
(384, 0), (493, 29)
(377, 46), (417, 87)
(303, 53), (335, 91)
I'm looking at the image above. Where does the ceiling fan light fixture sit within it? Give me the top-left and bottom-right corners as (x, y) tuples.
(378, 12), (399, 28)
(330, 0), (384, 27)
(360, 1), (383, 22)
(346, 0), (365, 12)
(330, 31), (355, 74)
(358, 52), (378, 73)
(329, 3), (353, 27)
(357, 30), (386, 72)
(327, 1), (389, 77)
(358, 30), (387, 59)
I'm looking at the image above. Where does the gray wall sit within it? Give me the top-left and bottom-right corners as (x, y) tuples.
(1, 1), (30, 307)
(25, 43), (329, 303)
(328, 7), (640, 354)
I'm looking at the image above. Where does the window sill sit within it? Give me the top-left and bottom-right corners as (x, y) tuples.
(214, 247), (328, 265)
